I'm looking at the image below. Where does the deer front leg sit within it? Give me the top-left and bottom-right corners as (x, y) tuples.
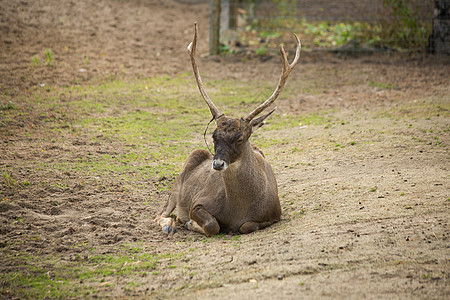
(188, 205), (220, 237)
(239, 221), (273, 234)
(155, 194), (177, 234)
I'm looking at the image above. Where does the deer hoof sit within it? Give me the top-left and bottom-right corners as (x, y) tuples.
(163, 225), (175, 234)
(185, 221), (192, 230)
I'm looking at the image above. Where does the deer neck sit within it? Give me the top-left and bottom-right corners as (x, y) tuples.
(221, 141), (262, 203)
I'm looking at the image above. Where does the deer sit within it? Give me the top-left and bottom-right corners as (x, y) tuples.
(155, 23), (301, 236)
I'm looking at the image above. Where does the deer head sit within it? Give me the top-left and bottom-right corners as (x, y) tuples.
(187, 23), (301, 171)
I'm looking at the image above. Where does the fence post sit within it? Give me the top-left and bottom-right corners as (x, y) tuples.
(228, 0), (237, 30)
(220, 0), (237, 31)
(209, 0), (221, 55)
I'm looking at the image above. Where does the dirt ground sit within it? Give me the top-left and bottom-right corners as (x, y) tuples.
(1, 0), (449, 299)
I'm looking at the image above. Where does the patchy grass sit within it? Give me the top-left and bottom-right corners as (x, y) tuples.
(1, 73), (335, 297)
(0, 244), (187, 299)
(1, 74), (333, 186)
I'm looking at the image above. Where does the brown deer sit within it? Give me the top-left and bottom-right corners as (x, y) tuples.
(155, 23), (301, 236)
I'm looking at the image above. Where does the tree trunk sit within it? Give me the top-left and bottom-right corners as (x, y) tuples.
(429, 0), (450, 54)
(209, 0), (221, 55)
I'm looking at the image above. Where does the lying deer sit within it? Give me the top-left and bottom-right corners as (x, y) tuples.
(155, 23), (301, 236)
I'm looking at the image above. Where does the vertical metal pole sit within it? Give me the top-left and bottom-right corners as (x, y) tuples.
(209, 0), (221, 55)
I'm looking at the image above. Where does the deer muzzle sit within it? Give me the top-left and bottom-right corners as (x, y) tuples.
(212, 158), (228, 171)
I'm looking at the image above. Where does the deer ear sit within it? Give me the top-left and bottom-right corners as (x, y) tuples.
(250, 107), (277, 132)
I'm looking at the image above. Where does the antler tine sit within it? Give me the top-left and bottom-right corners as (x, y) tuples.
(187, 23), (223, 119)
(245, 34), (301, 121)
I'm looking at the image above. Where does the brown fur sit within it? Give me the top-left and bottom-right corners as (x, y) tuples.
(155, 116), (281, 236)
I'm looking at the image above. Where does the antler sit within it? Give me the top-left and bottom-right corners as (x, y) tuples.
(244, 34), (301, 121)
(187, 23), (223, 119)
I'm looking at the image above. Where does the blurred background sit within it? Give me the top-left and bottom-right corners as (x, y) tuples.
(188, 0), (449, 56)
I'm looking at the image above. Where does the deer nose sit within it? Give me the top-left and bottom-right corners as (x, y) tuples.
(212, 159), (228, 171)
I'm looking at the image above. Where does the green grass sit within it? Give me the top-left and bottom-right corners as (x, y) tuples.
(44, 48), (54, 66)
(1, 74), (333, 187)
(0, 101), (16, 110)
(244, 0), (432, 52)
(0, 245), (187, 299)
(369, 80), (393, 90)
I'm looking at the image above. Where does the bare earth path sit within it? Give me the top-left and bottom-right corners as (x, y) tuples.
(0, 0), (449, 299)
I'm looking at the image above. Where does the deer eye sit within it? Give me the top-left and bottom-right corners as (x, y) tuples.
(236, 136), (244, 144)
